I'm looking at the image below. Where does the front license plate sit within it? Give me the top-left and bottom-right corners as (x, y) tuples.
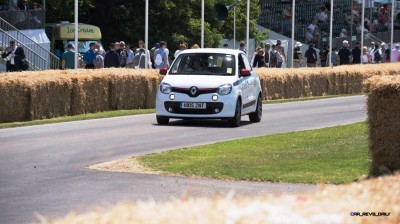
(181, 102), (206, 109)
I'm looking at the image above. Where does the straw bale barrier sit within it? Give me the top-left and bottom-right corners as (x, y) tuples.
(0, 69), (162, 123)
(1, 64), (399, 123)
(365, 75), (400, 176)
(39, 173), (400, 224)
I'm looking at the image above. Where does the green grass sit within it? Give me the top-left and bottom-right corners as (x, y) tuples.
(0, 95), (358, 129)
(137, 122), (370, 184)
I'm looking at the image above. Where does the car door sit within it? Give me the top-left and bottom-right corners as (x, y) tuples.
(238, 53), (254, 114)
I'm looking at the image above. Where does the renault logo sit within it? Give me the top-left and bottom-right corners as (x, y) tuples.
(189, 86), (198, 96)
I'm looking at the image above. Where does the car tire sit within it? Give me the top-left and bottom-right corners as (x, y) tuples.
(156, 115), (169, 125)
(249, 94), (262, 123)
(228, 98), (241, 127)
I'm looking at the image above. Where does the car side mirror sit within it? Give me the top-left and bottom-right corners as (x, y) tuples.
(240, 69), (251, 77)
(159, 68), (168, 75)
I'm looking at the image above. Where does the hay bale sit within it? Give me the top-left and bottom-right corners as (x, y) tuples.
(0, 77), (31, 122)
(365, 75), (400, 176)
(29, 77), (73, 120)
(143, 75), (163, 108)
(71, 74), (111, 114)
(38, 173), (400, 224)
(109, 74), (142, 110)
(1, 64), (400, 123)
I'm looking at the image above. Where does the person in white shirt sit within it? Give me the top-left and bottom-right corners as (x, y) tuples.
(1, 40), (26, 72)
(315, 7), (328, 22)
(307, 20), (318, 33)
(339, 29), (348, 38)
(368, 42), (375, 62)
(174, 43), (187, 58)
(391, 44), (400, 63)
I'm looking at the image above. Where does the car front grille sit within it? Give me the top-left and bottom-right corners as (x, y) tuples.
(172, 87), (217, 97)
(164, 101), (224, 114)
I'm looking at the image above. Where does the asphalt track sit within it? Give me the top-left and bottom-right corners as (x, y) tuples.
(0, 95), (367, 223)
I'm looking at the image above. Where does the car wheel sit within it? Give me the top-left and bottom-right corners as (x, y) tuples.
(228, 98), (241, 127)
(156, 115), (169, 125)
(249, 94), (262, 122)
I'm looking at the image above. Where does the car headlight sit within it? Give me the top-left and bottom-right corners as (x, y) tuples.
(160, 82), (172, 94)
(217, 84), (232, 95)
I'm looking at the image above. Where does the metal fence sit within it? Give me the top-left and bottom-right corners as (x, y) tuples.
(0, 16), (59, 70)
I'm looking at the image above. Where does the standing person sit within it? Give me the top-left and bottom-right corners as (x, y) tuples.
(380, 43), (387, 63)
(238, 40), (246, 54)
(319, 45), (329, 67)
(9, 0), (19, 11)
(339, 28), (348, 38)
(305, 27), (315, 44)
(223, 43), (229, 49)
(252, 49), (265, 68)
(361, 46), (372, 64)
(351, 41), (361, 64)
(269, 44), (282, 68)
(304, 43), (317, 67)
(19, 0), (29, 10)
(61, 43), (75, 70)
(174, 42), (187, 58)
(293, 42), (303, 68)
(94, 49), (104, 69)
(250, 46), (261, 66)
(328, 47), (338, 66)
(276, 39), (286, 68)
(282, 5), (292, 36)
(264, 43), (270, 67)
(316, 6), (328, 22)
(154, 41), (169, 69)
(125, 43), (135, 68)
(104, 43), (120, 68)
(384, 43), (391, 63)
(135, 40), (152, 68)
(82, 42), (96, 69)
(372, 44), (382, 64)
(150, 43), (159, 69)
(1, 40), (25, 72)
(119, 41), (128, 67)
(368, 42), (375, 62)
(133, 48), (146, 69)
(390, 44), (400, 63)
(338, 40), (352, 65)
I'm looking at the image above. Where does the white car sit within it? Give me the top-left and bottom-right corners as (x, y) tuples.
(156, 48), (262, 127)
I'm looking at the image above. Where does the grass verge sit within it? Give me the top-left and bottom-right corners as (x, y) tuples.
(137, 122), (370, 184)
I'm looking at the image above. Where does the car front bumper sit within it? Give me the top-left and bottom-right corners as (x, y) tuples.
(156, 91), (237, 118)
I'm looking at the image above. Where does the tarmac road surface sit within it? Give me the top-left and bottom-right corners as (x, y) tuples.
(0, 95), (367, 223)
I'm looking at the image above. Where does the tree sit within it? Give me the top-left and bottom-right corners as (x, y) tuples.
(45, 0), (263, 53)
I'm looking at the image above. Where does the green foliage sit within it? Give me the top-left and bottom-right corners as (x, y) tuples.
(45, 0), (261, 53)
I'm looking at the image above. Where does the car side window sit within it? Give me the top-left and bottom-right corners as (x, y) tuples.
(238, 55), (245, 72)
(240, 54), (252, 70)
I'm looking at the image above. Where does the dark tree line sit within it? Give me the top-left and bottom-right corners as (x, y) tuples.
(45, 0), (266, 51)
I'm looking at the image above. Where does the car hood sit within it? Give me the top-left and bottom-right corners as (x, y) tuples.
(162, 75), (237, 88)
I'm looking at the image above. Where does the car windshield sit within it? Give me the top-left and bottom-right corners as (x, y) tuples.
(169, 53), (236, 76)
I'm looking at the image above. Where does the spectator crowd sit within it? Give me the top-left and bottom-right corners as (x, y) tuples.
(249, 39), (400, 69)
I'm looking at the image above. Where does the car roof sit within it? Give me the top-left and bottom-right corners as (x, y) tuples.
(179, 48), (243, 55)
